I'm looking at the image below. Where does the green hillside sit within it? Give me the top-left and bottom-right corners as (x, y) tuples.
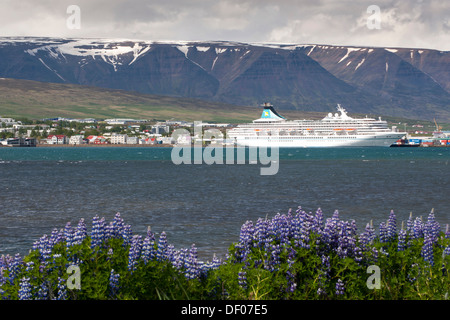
(0, 78), (328, 123)
(0, 78), (444, 131)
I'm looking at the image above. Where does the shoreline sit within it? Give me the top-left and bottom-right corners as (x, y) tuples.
(35, 143), (174, 148)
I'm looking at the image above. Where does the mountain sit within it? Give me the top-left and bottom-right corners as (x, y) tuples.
(0, 37), (449, 121)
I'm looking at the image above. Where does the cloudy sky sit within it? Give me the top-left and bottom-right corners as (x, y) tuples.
(1, 0), (449, 50)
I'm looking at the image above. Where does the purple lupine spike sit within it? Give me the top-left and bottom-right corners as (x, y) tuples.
(64, 222), (74, 249)
(313, 208), (324, 234)
(56, 277), (67, 300)
(397, 228), (407, 251)
(238, 268), (247, 289)
(332, 209), (339, 221)
(7, 253), (23, 283)
(444, 245), (450, 256)
(90, 215), (105, 249)
(156, 232), (168, 261)
(109, 269), (120, 298)
(254, 218), (269, 248)
(127, 235), (142, 272)
(49, 228), (62, 248)
(421, 232), (434, 266)
(18, 277), (32, 300)
(387, 210), (397, 241)
(413, 217), (424, 239)
(112, 212), (124, 239)
(239, 220), (254, 248)
(335, 279), (345, 296)
(358, 224), (371, 249)
(379, 221), (387, 243)
(141, 232), (156, 264)
(425, 210), (440, 243)
(185, 244), (200, 280)
(121, 224), (132, 247)
(36, 281), (48, 300)
(73, 218), (87, 245)
(166, 244), (176, 263)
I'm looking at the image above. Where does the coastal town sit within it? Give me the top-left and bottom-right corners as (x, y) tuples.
(0, 116), (233, 147)
(0, 115), (450, 147)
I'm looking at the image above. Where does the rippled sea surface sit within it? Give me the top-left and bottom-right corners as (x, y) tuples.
(1, 146), (449, 260)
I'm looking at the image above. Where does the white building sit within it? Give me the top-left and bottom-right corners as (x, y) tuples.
(104, 119), (147, 125)
(47, 135), (68, 144)
(110, 133), (128, 144)
(126, 136), (139, 144)
(69, 135), (85, 145)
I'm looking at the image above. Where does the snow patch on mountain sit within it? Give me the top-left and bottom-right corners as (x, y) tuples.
(338, 48), (361, 63)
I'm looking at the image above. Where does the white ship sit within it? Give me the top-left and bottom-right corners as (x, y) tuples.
(227, 103), (405, 147)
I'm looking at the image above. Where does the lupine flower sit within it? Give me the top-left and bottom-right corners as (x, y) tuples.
(335, 279), (345, 296)
(413, 217), (424, 239)
(55, 277), (67, 300)
(397, 228), (407, 252)
(107, 248), (114, 261)
(111, 212), (124, 239)
(90, 216), (105, 249)
(421, 232), (434, 266)
(25, 262), (34, 272)
(109, 269), (120, 298)
(387, 210), (397, 241)
(6, 253), (23, 284)
(317, 273), (327, 297)
(64, 222), (74, 249)
(127, 235), (142, 272)
(73, 218), (87, 245)
(286, 248), (297, 293)
(121, 224), (133, 247)
(141, 231), (156, 264)
(36, 281), (48, 300)
(156, 232), (168, 261)
(238, 268), (247, 289)
(444, 245), (450, 257)
(185, 244), (200, 280)
(425, 210), (440, 243)
(313, 208), (324, 234)
(18, 277), (32, 300)
(50, 228), (63, 248)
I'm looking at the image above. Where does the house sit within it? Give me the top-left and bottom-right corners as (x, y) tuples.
(86, 135), (109, 144)
(93, 136), (109, 144)
(47, 135), (68, 144)
(69, 135), (85, 145)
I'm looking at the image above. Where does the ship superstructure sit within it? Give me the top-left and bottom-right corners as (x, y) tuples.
(227, 103), (405, 147)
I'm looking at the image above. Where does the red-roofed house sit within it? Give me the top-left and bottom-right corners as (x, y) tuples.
(86, 135), (109, 144)
(47, 135), (68, 144)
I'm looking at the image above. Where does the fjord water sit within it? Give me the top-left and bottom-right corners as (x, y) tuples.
(0, 147), (449, 260)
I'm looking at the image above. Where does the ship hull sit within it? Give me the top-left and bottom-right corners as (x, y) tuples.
(232, 133), (404, 148)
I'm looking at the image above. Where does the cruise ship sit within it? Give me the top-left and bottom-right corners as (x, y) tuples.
(227, 103), (405, 147)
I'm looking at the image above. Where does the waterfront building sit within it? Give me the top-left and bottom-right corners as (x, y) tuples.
(47, 134), (68, 144)
(69, 135), (85, 145)
(110, 133), (128, 144)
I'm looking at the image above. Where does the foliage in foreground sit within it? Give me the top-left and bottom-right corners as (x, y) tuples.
(1, 207), (449, 300)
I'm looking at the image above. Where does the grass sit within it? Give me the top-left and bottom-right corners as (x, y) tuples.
(0, 78), (321, 123)
(2, 78), (443, 127)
